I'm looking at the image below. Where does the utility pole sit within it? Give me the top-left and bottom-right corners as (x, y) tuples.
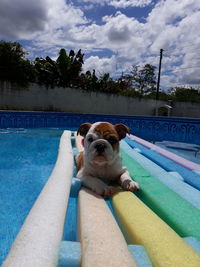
(156, 48), (163, 100)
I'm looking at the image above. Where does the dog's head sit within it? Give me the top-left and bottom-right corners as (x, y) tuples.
(77, 122), (130, 164)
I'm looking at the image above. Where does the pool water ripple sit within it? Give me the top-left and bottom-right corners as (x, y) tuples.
(0, 128), (64, 265)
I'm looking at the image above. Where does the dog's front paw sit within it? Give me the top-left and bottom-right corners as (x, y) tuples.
(121, 179), (139, 192)
(103, 186), (116, 197)
(94, 185), (116, 197)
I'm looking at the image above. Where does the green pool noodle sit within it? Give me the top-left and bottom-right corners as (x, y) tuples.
(121, 149), (200, 242)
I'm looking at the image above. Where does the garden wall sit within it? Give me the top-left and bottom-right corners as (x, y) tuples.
(0, 82), (199, 118)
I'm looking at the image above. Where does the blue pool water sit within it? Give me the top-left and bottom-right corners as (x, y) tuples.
(0, 128), (64, 265)
(155, 141), (200, 164)
(1, 126), (200, 265)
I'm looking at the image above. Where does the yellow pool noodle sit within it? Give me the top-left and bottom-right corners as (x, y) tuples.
(112, 191), (200, 267)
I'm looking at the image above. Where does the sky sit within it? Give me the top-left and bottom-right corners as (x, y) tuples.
(0, 0), (200, 90)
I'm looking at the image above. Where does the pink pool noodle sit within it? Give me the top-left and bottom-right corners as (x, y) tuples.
(128, 134), (200, 171)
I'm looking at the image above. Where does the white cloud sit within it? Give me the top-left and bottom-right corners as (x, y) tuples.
(0, 0), (87, 40)
(82, 4), (95, 11)
(0, 0), (47, 39)
(147, 0), (199, 26)
(83, 56), (117, 75)
(77, 0), (152, 8)
(110, 0), (152, 8)
(142, 0), (200, 87)
(0, 0), (200, 89)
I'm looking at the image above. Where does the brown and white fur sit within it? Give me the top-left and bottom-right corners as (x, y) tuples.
(76, 122), (139, 197)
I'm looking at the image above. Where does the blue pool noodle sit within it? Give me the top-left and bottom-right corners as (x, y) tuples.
(70, 178), (82, 198)
(128, 245), (152, 267)
(121, 141), (200, 211)
(58, 241), (81, 267)
(184, 237), (200, 254)
(63, 179), (82, 241)
(58, 241), (152, 267)
(125, 138), (200, 190)
(62, 197), (77, 242)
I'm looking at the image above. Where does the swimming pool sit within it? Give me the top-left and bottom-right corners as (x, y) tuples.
(0, 128), (64, 265)
(1, 111), (200, 266)
(1, 111), (200, 145)
(155, 140), (200, 164)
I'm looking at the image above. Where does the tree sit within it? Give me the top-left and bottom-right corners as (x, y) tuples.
(168, 87), (200, 102)
(34, 56), (59, 87)
(98, 73), (112, 92)
(78, 70), (99, 91)
(0, 40), (35, 85)
(122, 64), (157, 95)
(34, 48), (85, 88)
(56, 48), (84, 87)
(56, 48), (71, 87)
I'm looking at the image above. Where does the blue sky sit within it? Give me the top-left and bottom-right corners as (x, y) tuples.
(0, 0), (200, 90)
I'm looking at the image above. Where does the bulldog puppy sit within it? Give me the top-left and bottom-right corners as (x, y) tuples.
(76, 122), (139, 197)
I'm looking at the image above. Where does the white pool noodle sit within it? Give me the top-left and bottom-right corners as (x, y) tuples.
(3, 130), (74, 267)
(78, 188), (136, 267)
(75, 135), (136, 267)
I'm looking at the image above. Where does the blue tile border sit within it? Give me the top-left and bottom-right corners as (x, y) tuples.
(0, 111), (200, 144)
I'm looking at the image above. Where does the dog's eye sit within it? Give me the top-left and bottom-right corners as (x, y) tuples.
(87, 137), (93, 143)
(108, 137), (117, 144)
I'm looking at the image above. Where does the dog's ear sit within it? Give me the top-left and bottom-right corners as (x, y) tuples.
(114, 124), (130, 140)
(77, 123), (92, 137)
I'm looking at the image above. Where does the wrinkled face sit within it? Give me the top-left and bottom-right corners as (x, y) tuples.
(77, 122), (130, 164)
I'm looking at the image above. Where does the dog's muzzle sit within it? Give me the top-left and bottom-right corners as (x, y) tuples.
(95, 143), (106, 153)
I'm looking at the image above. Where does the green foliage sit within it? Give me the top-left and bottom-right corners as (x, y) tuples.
(34, 56), (59, 87)
(78, 70), (98, 91)
(56, 48), (71, 87)
(77, 70), (140, 97)
(1, 40), (200, 103)
(34, 48), (84, 88)
(0, 40), (36, 86)
(146, 91), (171, 101)
(168, 87), (200, 103)
(122, 64), (157, 95)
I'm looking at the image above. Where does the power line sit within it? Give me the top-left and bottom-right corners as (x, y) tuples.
(164, 43), (200, 52)
(163, 66), (200, 73)
(173, 66), (200, 71)
(164, 48), (200, 57)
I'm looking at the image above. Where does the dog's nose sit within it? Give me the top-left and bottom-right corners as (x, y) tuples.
(95, 143), (106, 153)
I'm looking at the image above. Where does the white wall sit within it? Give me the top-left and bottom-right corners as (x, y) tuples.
(0, 82), (200, 117)
(171, 101), (200, 118)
